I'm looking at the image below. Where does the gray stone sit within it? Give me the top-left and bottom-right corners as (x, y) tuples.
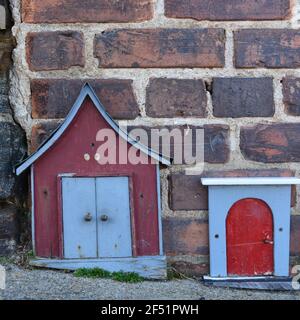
(0, 204), (18, 240)
(0, 73), (10, 114)
(0, 2), (6, 30)
(0, 121), (27, 200)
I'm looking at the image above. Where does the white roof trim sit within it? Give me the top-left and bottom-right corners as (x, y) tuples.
(16, 83), (171, 175)
(201, 177), (300, 186)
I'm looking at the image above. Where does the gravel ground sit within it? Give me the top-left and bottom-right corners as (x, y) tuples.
(0, 264), (299, 300)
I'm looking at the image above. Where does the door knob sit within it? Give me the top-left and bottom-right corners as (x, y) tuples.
(263, 239), (274, 244)
(100, 214), (109, 222)
(84, 213), (93, 222)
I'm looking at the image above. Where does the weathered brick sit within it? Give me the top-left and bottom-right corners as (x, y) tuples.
(169, 173), (208, 211)
(169, 260), (209, 277)
(169, 169), (295, 211)
(234, 29), (300, 69)
(163, 217), (208, 255)
(31, 79), (139, 120)
(22, 0), (153, 23)
(31, 121), (60, 152)
(204, 125), (229, 163)
(129, 124), (230, 164)
(212, 78), (275, 118)
(26, 31), (85, 71)
(94, 29), (225, 68)
(240, 124), (300, 162)
(146, 79), (207, 118)
(291, 216), (300, 256)
(165, 0), (291, 21)
(282, 77), (300, 116)
(0, 122), (27, 200)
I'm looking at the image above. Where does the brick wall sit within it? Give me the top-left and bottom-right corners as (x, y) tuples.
(8, 0), (300, 274)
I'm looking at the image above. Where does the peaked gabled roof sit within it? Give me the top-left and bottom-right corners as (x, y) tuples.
(15, 83), (171, 175)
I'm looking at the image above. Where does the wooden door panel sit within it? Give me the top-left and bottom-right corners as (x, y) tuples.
(96, 177), (132, 258)
(226, 198), (274, 276)
(62, 178), (97, 259)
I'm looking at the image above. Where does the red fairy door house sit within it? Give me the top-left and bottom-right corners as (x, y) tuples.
(16, 84), (170, 279)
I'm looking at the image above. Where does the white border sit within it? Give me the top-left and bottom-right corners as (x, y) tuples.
(30, 165), (35, 254)
(202, 177), (300, 186)
(156, 164), (164, 256)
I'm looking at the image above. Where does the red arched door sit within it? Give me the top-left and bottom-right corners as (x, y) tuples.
(226, 198), (274, 276)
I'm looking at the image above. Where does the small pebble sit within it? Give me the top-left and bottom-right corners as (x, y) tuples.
(1, 264), (299, 300)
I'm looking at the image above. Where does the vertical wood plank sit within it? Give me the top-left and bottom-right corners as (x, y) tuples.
(226, 198), (274, 276)
(96, 177), (132, 258)
(62, 178), (97, 258)
(31, 165), (35, 255)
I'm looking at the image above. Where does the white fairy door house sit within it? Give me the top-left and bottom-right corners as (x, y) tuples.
(202, 177), (300, 280)
(16, 84), (170, 279)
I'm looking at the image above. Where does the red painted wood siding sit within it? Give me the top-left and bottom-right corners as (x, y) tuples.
(226, 198), (274, 276)
(34, 97), (159, 258)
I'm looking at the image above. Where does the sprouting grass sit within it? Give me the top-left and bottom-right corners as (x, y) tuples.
(73, 268), (144, 283)
(27, 250), (35, 259)
(74, 268), (111, 279)
(0, 256), (13, 265)
(111, 271), (144, 283)
(167, 267), (191, 280)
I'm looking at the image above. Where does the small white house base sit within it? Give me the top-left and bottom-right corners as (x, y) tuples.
(30, 256), (167, 280)
(203, 275), (299, 291)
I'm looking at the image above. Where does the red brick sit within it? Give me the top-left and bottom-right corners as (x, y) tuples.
(31, 121), (61, 152)
(128, 124), (230, 164)
(169, 261), (209, 277)
(282, 77), (300, 116)
(94, 29), (225, 68)
(240, 123), (300, 162)
(163, 217), (209, 255)
(212, 78), (275, 118)
(234, 29), (300, 69)
(146, 79), (207, 118)
(165, 0), (291, 21)
(169, 169), (295, 211)
(31, 79), (139, 120)
(204, 125), (229, 163)
(22, 0), (153, 23)
(291, 216), (300, 256)
(169, 174), (208, 211)
(26, 31), (85, 71)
